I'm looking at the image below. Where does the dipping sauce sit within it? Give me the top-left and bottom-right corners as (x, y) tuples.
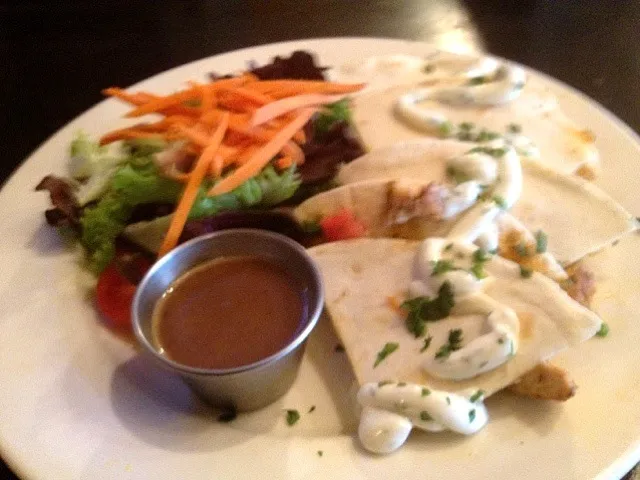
(153, 255), (305, 369)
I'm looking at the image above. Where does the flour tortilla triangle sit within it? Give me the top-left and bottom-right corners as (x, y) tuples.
(294, 139), (635, 265)
(309, 238), (601, 396)
(350, 81), (599, 177)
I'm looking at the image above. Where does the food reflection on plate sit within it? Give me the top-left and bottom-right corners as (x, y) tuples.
(35, 50), (637, 454)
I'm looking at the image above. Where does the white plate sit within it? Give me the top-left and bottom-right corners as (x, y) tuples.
(1, 38), (639, 480)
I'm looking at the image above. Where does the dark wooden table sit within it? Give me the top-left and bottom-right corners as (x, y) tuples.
(1, 1), (639, 478)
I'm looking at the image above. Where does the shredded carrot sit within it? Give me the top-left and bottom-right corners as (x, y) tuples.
(208, 108), (316, 196)
(246, 80), (365, 97)
(127, 76), (254, 118)
(281, 141), (304, 165)
(100, 74), (366, 218)
(386, 295), (403, 313)
(251, 93), (347, 127)
(158, 113), (230, 257)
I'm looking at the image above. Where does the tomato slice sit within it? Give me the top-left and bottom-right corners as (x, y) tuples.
(320, 208), (367, 242)
(96, 257), (151, 329)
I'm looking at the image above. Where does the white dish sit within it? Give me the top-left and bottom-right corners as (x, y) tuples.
(1, 37), (639, 480)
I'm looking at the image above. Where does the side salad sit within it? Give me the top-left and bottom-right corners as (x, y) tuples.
(36, 51), (366, 326)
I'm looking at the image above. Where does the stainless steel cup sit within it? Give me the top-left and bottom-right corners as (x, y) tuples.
(132, 229), (324, 412)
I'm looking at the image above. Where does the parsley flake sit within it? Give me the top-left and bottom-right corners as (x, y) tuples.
(535, 230), (548, 253)
(507, 123), (522, 134)
(301, 220), (321, 235)
(468, 76), (487, 86)
(469, 409), (477, 423)
(317, 450), (323, 457)
(438, 121), (454, 137)
(285, 409), (300, 426)
(444, 243), (454, 251)
(492, 195), (507, 209)
(423, 64), (435, 74)
(596, 322), (609, 337)
(378, 380), (393, 387)
(374, 342), (399, 368)
(515, 242), (530, 257)
(468, 146), (507, 158)
(421, 388), (431, 397)
(420, 335), (433, 353)
(308, 405), (316, 413)
(435, 329), (463, 359)
(519, 265), (533, 278)
(397, 382), (407, 387)
(446, 396), (451, 405)
(471, 248), (490, 279)
(401, 282), (455, 337)
(420, 411), (433, 421)
(431, 259), (455, 276)
(469, 390), (485, 403)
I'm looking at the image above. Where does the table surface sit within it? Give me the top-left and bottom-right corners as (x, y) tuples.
(1, 1), (639, 478)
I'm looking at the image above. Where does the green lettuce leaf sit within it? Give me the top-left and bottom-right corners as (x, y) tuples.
(80, 156), (301, 273)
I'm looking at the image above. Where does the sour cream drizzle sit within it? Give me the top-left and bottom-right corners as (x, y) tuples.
(358, 383), (487, 454)
(394, 59), (526, 131)
(357, 143), (525, 454)
(393, 58), (540, 159)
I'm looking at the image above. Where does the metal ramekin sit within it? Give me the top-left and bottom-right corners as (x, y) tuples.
(132, 229), (324, 412)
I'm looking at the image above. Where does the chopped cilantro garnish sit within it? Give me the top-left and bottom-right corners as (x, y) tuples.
(470, 248), (490, 279)
(217, 407), (237, 423)
(476, 129), (500, 142)
(468, 146), (507, 157)
(515, 242), (529, 257)
(472, 248), (490, 263)
(423, 64), (435, 74)
(317, 450), (323, 457)
(401, 282), (455, 337)
(468, 76), (487, 86)
(507, 123), (522, 134)
(301, 220), (321, 235)
(470, 262), (487, 279)
(596, 322), (610, 337)
(446, 165), (470, 184)
(420, 335), (433, 353)
(374, 342), (399, 368)
(469, 390), (485, 403)
(497, 337), (505, 345)
(438, 121), (454, 137)
(431, 259), (455, 275)
(535, 230), (548, 253)
(421, 388), (431, 397)
(492, 195), (507, 209)
(308, 405), (316, 413)
(459, 121), (474, 130)
(469, 409), (477, 423)
(285, 409), (300, 426)
(420, 411), (433, 421)
(435, 329), (464, 359)
(519, 266), (533, 278)
(378, 380), (393, 387)
(397, 382), (407, 387)
(444, 243), (453, 251)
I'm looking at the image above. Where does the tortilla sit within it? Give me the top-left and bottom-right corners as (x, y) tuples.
(294, 139), (635, 265)
(350, 79), (599, 177)
(308, 238), (601, 396)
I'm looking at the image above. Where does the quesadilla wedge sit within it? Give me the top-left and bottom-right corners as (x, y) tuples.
(295, 139), (635, 266)
(349, 67), (599, 178)
(309, 238), (601, 393)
